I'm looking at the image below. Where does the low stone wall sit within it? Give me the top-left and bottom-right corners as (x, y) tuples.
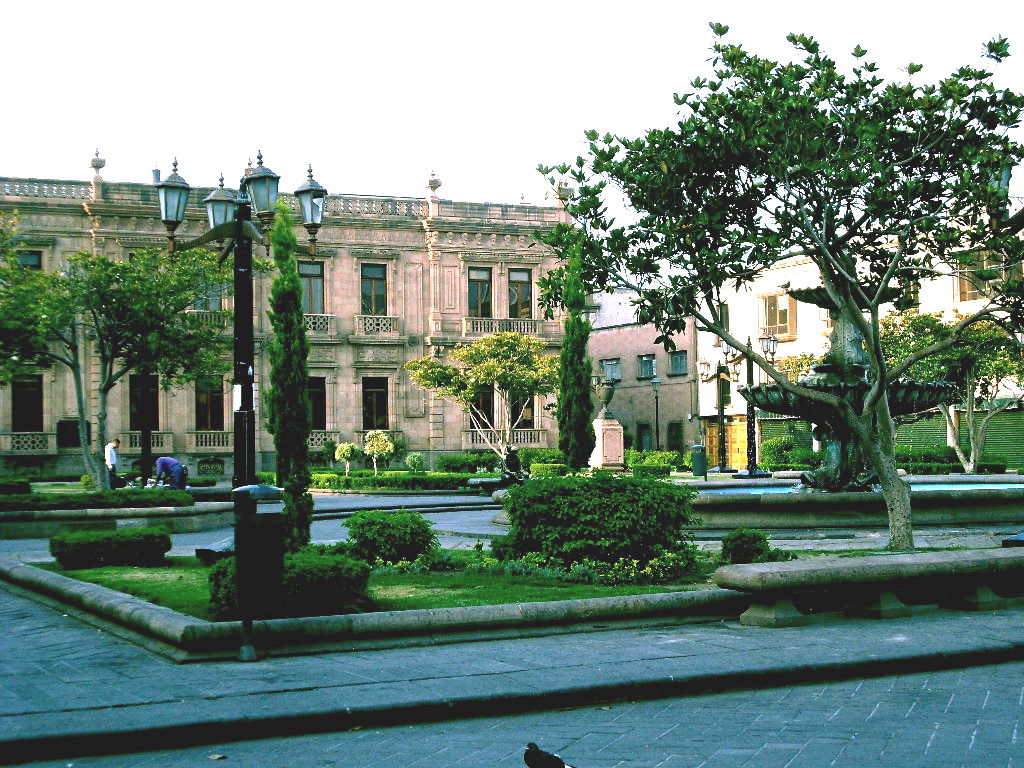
(0, 502), (234, 538)
(691, 486), (1024, 529)
(0, 556), (748, 662)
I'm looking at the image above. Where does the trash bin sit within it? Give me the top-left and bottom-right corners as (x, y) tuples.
(691, 444), (707, 479)
(232, 484), (285, 621)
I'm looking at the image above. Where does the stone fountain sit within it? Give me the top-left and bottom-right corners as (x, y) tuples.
(739, 287), (956, 492)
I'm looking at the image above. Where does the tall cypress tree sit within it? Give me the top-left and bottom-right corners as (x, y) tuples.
(557, 244), (596, 468)
(266, 202), (313, 550)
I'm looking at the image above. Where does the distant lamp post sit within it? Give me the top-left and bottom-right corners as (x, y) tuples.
(700, 357), (737, 473)
(155, 159), (191, 245)
(649, 376), (662, 450)
(759, 332), (778, 364)
(736, 335), (774, 479)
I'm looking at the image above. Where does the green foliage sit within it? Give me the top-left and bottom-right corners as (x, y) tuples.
(334, 442), (360, 475)
(0, 480), (31, 495)
(0, 489), (192, 513)
(556, 243), (596, 468)
(518, 448), (567, 467)
(719, 528), (796, 565)
(405, 332), (559, 461)
(208, 551), (372, 620)
(266, 202), (313, 551)
(344, 509), (439, 564)
(759, 437), (795, 465)
(435, 452), (501, 473)
(363, 430), (395, 475)
(502, 474), (698, 564)
(632, 464), (672, 479)
(625, 450), (684, 469)
(321, 439), (338, 467)
(529, 463), (569, 477)
(49, 527), (171, 569)
(405, 452), (426, 473)
(466, 547), (702, 586)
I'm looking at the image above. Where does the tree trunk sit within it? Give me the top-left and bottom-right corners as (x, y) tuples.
(878, 461), (914, 550)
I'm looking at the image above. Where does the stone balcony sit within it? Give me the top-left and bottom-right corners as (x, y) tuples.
(124, 432), (173, 454)
(304, 314), (336, 337)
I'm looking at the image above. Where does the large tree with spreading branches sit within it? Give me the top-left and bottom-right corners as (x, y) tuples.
(0, 222), (230, 486)
(541, 25), (1024, 549)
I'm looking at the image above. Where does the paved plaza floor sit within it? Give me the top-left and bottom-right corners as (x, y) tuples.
(2, 492), (1024, 766)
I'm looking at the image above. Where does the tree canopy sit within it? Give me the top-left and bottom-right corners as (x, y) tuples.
(541, 25), (1024, 549)
(0, 222), (230, 483)
(405, 332), (559, 466)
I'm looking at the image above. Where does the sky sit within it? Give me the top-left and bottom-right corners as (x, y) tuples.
(3, 0), (1022, 206)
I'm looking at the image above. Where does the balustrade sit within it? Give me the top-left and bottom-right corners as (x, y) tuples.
(462, 317), (540, 336)
(462, 429), (545, 449)
(354, 315), (401, 336)
(126, 432), (173, 452)
(303, 314), (336, 335)
(308, 431), (342, 451)
(0, 432), (57, 453)
(185, 431), (233, 453)
(1, 179), (92, 199)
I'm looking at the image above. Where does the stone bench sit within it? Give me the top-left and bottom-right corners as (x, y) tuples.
(713, 549), (1024, 627)
(466, 477), (501, 495)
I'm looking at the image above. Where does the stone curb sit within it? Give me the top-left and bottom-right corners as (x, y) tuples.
(2, 618), (1022, 766)
(0, 556), (748, 660)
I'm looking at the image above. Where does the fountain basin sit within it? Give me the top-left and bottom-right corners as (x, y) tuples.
(682, 476), (1024, 530)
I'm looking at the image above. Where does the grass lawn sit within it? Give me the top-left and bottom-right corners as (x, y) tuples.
(39, 554), (715, 622)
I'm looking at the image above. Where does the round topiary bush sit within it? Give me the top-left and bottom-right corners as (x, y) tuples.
(344, 508), (439, 563)
(719, 527), (796, 565)
(501, 473), (698, 564)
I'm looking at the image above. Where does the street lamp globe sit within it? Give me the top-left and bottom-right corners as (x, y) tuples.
(758, 332), (778, 362)
(203, 175), (237, 229)
(243, 151), (280, 218)
(156, 158), (190, 236)
(294, 165), (328, 227)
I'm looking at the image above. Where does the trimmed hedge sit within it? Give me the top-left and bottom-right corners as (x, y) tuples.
(0, 481), (31, 495)
(719, 528), (795, 565)
(632, 464), (672, 479)
(344, 509), (438, 563)
(625, 450), (689, 470)
(435, 451), (501, 473)
(0, 489), (193, 513)
(518, 448), (567, 467)
(308, 472), (480, 491)
(208, 551), (372, 620)
(529, 463), (569, 478)
(502, 473), (698, 564)
(49, 527), (171, 569)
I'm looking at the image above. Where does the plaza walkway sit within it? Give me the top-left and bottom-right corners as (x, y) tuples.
(2, 493), (1023, 766)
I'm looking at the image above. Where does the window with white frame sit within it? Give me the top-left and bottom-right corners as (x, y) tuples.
(637, 353), (656, 379)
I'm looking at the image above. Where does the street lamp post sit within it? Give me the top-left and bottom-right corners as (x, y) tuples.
(699, 358), (737, 473)
(649, 376), (662, 450)
(735, 335), (775, 479)
(155, 154), (326, 660)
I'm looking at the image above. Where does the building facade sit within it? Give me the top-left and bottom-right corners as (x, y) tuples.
(589, 289), (699, 454)
(0, 158), (570, 478)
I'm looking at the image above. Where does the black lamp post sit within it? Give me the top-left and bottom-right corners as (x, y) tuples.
(156, 154), (326, 660)
(736, 334), (776, 479)
(650, 376), (662, 450)
(699, 357), (737, 473)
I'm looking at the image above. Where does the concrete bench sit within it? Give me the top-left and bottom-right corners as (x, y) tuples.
(466, 477), (501, 495)
(713, 549), (1024, 627)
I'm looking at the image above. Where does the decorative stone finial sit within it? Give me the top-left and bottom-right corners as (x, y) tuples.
(427, 171), (442, 196)
(90, 148), (106, 173)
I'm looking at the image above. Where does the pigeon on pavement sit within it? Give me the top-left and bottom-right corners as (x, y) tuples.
(524, 742), (576, 768)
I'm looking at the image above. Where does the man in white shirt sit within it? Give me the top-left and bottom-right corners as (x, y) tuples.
(104, 438), (122, 489)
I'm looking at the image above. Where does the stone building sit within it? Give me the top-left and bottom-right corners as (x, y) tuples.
(0, 156), (570, 478)
(588, 289), (699, 454)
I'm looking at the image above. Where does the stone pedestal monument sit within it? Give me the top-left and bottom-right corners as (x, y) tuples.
(588, 379), (625, 470)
